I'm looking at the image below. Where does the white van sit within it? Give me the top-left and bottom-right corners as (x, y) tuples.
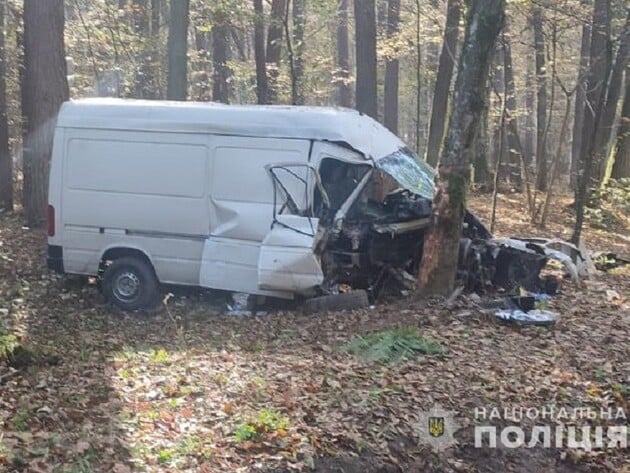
(47, 98), (436, 310)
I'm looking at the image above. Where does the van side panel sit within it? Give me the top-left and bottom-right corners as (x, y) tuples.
(60, 129), (209, 284)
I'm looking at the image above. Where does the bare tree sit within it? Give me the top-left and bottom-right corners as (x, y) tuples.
(212, 9), (231, 103)
(0, 0), (12, 211)
(166, 0), (189, 100)
(253, 0), (268, 104)
(335, 0), (352, 107)
(611, 73), (630, 179)
(426, 0), (461, 166)
(570, 21), (591, 189)
(22, 0), (69, 227)
(418, 0), (505, 295)
(266, 0), (286, 104)
(532, 6), (548, 191)
(383, 0), (400, 133)
(354, 0), (378, 118)
(291, 0), (305, 105)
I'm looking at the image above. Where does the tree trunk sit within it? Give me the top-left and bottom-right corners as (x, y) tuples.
(291, 0), (305, 105)
(166, 0), (189, 100)
(22, 0), (69, 227)
(570, 21), (591, 190)
(150, 0), (162, 98)
(253, 0), (268, 105)
(383, 0), (400, 133)
(611, 73), (630, 179)
(572, 0), (612, 244)
(426, 0), (461, 167)
(503, 26), (523, 188)
(336, 0), (352, 107)
(212, 12), (231, 103)
(354, 0), (378, 118)
(418, 0), (505, 295)
(266, 0), (286, 104)
(524, 62), (535, 166)
(0, 0), (12, 211)
(533, 7), (547, 191)
(592, 10), (630, 179)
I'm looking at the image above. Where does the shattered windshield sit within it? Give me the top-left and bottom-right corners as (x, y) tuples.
(375, 148), (435, 200)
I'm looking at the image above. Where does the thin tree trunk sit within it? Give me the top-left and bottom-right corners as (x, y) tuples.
(383, 0), (400, 133)
(572, 0), (612, 244)
(503, 26), (524, 188)
(335, 0), (352, 107)
(354, 0), (378, 118)
(611, 73), (630, 179)
(266, 0), (286, 104)
(415, 0), (422, 153)
(524, 62), (535, 166)
(253, 0), (268, 105)
(418, 0), (505, 295)
(533, 7), (547, 191)
(292, 0), (305, 105)
(426, 0), (461, 166)
(166, 0), (189, 100)
(212, 12), (230, 103)
(592, 10), (630, 179)
(0, 0), (12, 211)
(22, 0), (69, 227)
(571, 21), (591, 190)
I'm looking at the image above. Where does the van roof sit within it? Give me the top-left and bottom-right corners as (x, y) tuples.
(57, 98), (406, 161)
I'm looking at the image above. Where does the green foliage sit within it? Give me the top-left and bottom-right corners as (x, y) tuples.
(343, 326), (443, 363)
(233, 409), (290, 442)
(0, 332), (18, 361)
(149, 348), (170, 365)
(585, 178), (630, 228)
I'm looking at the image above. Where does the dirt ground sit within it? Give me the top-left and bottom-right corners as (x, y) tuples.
(0, 192), (628, 472)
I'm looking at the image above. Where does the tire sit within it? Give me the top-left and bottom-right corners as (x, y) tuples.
(303, 290), (370, 314)
(101, 256), (159, 311)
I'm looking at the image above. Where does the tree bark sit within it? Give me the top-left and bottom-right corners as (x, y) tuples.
(22, 0), (69, 227)
(291, 0), (305, 105)
(266, 0), (286, 104)
(383, 0), (400, 133)
(532, 7), (547, 191)
(426, 0), (461, 167)
(166, 0), (189, 100)
(0, 0), (12, 211)
(592, 10), (630, 179)
(212, 11), (231, 103)
(572, 0), (612, 244)
(354, 0), (378, 118)
(503, 26), (523, 188)
(570, 21), (591, 190)
(524, 62), (535, 166)
(336, 0), (352, 107)
(418, 0), (505, 295)
(611, 73), (630, 179)
(253, 0), (268, 105)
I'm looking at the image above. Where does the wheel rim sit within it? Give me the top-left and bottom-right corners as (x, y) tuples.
(113, 270), (141, 302)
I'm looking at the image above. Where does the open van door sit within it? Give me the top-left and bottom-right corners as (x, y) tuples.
(257, 164), (326, 294)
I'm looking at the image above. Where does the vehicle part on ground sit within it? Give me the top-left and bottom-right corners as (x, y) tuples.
(494, 309), (558, 326)
(303, 290), (370, 314)
(592, 251), (630, 271)
(101, 256), (159, 311)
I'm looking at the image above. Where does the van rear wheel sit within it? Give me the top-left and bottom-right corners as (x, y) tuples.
(101, 256), (159, 311)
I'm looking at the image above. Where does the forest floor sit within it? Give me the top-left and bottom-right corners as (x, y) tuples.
(0, 192), (629, 473)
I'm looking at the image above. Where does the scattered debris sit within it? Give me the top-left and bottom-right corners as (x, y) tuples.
(494, 309), (558, 326)
(592, 252), (630, 271)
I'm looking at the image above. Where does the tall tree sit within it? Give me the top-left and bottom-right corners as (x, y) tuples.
(22, 0), (69, 227)
(335, 0), (352, 107)
(291, 0), (305, 105)
(592, 9), (630, 178)
(503, 26), (524, 188)
(572, 0), (612, 244)
(532, 6), (548, 191)
(0, 0), (12, 211)
(383, 0), (400, 133)
(611, 73), (630, 179)
(354, 0), (378, 118)
(570, 20), (592, 190)
(418, 0), (505, 295)
(426, 0), (461, 166)
(212, 9), (231, 103)
(265, 0), (286, 104)
(166, 0), (189, 100)
(253, 0), (268, 104)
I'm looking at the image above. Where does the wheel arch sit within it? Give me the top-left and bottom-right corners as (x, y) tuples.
(99, 246), (156, 278)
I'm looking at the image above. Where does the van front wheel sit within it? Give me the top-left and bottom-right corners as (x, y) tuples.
(101, 257), (159, 311)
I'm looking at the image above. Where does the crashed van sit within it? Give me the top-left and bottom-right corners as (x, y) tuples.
(47, 99), (441, 309)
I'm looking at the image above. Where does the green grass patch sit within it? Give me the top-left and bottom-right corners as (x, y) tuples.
(233, 409), (290, 442)
(343, 326), (443, 363)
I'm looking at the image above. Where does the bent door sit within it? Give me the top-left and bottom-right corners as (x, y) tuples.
(257, 164), (325, 294)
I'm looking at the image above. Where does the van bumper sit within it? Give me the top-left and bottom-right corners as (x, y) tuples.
(47, 245), (64, 273)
